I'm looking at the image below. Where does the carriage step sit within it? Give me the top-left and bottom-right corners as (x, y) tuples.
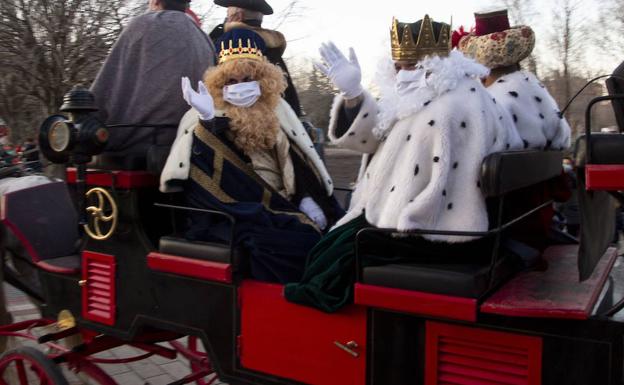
(37, 326), (79, 343)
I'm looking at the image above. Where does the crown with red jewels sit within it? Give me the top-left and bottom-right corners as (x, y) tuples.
(391, 15), (451, 63)
(218, 37), (264, 64)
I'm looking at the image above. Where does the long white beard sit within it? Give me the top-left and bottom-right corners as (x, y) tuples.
(373, 50), (490, 139)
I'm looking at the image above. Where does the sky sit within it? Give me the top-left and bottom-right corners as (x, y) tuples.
(191, 0), (620, 85)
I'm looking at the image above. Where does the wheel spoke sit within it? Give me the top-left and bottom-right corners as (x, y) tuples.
(15, 359), (28, 385)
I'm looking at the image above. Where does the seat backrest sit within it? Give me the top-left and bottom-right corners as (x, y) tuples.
(146, 144), (172, 176)
(606, 61), (624, 132)
(1, 181), (79, 261)
(480, 150), (564, 198)
(574, 133), (624, 167)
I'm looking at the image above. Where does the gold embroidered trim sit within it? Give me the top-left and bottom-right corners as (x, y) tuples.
(190, 165), (236, 204)
(192, 123), (319, 230)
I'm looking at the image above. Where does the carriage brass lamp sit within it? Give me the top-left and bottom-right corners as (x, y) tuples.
(39, 85), (109, 165)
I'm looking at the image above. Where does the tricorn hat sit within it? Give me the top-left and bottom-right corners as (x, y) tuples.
(214, 0), (273, 15)
(457, 10), (535, 69)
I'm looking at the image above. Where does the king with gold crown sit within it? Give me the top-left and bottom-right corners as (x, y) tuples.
(160, 28), (344, 284)
(284, 15), (523, 312)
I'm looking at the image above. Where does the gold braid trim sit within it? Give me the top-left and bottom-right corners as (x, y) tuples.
(190, 165), (236, 204)
(194, 123), (268, 188)
(192, 123), (319, 231)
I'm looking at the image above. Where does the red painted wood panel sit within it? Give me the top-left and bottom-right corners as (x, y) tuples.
(481, 245), (617, 319)
(147, 252), (232, 283)
(354, 283), (477, 322)
(425, 322), (542, 385)
(66, 168), (158, 189)
(239, 280), (367, 385)
(585, 164), (624, 191)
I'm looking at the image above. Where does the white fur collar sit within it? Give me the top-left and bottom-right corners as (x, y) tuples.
(374, 50), (489, 138)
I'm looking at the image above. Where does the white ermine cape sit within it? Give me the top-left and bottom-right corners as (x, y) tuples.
(160, 99), (333, 196)
(328, 51), (520, 242)
(487, 70), (571, 150)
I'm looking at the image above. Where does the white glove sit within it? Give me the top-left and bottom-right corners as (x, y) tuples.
(181, 77), (215, 121)
(314, 42), (363, 99)
(299, 197), (327, 230)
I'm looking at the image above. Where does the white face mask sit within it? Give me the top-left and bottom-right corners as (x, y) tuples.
(223, 81), (262, 108)
(395, 68), (427, 95)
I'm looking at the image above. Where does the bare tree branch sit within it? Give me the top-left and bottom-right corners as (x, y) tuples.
(0, 0), (136, 141)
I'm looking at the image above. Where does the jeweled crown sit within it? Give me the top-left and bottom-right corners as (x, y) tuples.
(391, 15), (451, 63)
(218, 38), (264, 64)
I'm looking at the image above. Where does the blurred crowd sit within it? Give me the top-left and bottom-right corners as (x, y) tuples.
(0, 138), (41, 171)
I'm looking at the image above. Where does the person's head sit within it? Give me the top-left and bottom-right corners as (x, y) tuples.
(205, 28), (286, 154)
(390, 15), (451, 73)
(456, 10), (535, 85)
(214, 0), (273, 25)
(563, 157), (574, 172)
(226, 6), (264, 25)
(149, 0), (189, 12)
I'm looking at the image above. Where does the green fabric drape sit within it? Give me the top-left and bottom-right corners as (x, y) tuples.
(284, 215), (368, 312)
(284, 215), (499, 313)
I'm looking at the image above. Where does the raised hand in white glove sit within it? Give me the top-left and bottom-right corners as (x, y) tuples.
(314, 42), (363, 99)
(299, 196), (327, 230)
(181, 77), (215, 121)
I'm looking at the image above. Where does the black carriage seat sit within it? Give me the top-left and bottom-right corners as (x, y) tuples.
(89, 144), (172, 175)
(359, 150), (564, 299)
(158, 236), (245, 268)
(1, 181), (81, 274)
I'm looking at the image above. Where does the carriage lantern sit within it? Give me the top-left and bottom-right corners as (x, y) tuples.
(39, 85), (109, 165)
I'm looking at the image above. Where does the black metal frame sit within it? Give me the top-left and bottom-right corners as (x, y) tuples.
(353, 194), (554, 298)
(584, 93), (624, 164)
(154, 202), (238, 265)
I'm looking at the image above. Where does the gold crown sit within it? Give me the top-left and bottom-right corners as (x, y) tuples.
(391, 15), (451, 63)
(218, 38), (264, 64)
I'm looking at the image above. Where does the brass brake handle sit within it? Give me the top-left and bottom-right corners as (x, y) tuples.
(333, 340), (359, 358)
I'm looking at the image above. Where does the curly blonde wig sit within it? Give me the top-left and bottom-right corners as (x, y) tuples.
(203, 58), (287, 154)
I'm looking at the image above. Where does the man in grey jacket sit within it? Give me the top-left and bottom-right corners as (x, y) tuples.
(90, 0), (216, 158)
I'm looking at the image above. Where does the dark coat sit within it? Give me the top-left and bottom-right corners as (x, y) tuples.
(91, 10), (216, 156)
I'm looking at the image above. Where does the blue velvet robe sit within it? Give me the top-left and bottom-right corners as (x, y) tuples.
(185, 119), (343, 283)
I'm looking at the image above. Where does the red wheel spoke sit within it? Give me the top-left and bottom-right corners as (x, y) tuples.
(15, 359), (28, 385)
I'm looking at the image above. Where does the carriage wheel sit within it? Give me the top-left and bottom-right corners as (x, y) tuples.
(0, 347), (69, 385)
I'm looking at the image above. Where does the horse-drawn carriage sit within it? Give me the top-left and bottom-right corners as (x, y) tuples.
(0, 64), (623, 385)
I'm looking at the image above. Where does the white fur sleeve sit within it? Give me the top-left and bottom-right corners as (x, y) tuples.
(159, 108), (198, 193)
(549, 114), (571, 150)
(327, 91), (380, 154)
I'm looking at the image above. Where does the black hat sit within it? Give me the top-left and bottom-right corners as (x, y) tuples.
(214, 0), (273, 15)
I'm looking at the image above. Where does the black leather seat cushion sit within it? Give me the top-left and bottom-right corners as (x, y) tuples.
(3, 181), (79, 261)
(159, 236), (244, 267)
(574, 133), (624, 166)
(146, 145), (172, 176)
(361, 253), (520, 298)
(480, 150), (564, 198)
(42, 255), (81, 270)
(90, 153), (147, 171)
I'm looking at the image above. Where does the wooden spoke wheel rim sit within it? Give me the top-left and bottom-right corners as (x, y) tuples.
(0, 347), (68, 385)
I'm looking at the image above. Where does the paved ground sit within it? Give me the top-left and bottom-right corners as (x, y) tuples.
(0, 147), (363, 385)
